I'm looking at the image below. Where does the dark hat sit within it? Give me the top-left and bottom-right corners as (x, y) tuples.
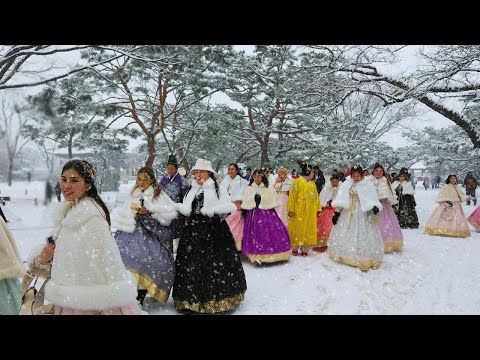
(297, 160), (313, 176)
(167, 155), (178, 168)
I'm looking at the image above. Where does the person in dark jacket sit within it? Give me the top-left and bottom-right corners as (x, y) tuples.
(464, 173), (477, 205)
(313, 166), (325, 194)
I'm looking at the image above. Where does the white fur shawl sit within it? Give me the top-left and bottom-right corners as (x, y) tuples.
(111, 185), (178, 233)
(273, 177), (294, 192)
(392, 180), (415, 195)
(436, 184), (468, 203)
(176, 178), (236, 217)
(241, 182), (280, 210)
(367, 175), (397, 205)
(0, 217), (25, 280)
(332, 176), (383, 212)
(43, 198), (137, 310)
(220, 175), (249, 201)
(319, 181), (342, 206)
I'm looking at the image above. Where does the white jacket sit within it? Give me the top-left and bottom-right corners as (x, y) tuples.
(367, 175), (398, 205)
(110, 185), (178, 233)
(392, 180), (415, 195)
(332, 176), (383, 212)
(44, 198), (137, 310)
(220, 175), (249, 202)
(176, 178), (236, 217)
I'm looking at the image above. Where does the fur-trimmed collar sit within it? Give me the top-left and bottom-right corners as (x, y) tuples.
(332, 176), (382, 212)
(131, 185), (154, 198)
(52, 198), (106, 236)
(241, 182), (280, 210)
(191, 177), (215, 189)
(176, 178), (236, 217)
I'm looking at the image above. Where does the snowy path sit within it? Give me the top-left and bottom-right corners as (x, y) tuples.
(2, 181), (480, 314)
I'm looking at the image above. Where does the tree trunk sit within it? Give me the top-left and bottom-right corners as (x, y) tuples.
(146, 133), (156, 168)
(68, 131), (74, 159)
(260, 143), (270, 168)
(418, 95), (480, 148)
(7, 159), (13, 186)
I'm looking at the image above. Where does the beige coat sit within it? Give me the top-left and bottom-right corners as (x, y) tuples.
(0, 217), (26, 281)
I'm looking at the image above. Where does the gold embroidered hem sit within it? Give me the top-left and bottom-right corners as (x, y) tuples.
(130, 271), (170, 303)
(467, 217), (480, 231)
(246, 251), (290, 264)
(174, 293), (245, 314)
(329, 253), (382, 271)
(424, 227), (471, 238)
(316, 238), (328, 247)
(384, 240), (403, 252)
(290, 238), (318, 247)
(235, 239), (242, 251)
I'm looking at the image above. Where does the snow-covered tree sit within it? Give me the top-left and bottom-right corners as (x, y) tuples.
(301, 45), (480, 148)
(82, 45), (234, 167)
(23, 73), (132, 161)
(404, 125), (480, 179)
(0, 96), (31, 185)
(0, 45), (131, 90)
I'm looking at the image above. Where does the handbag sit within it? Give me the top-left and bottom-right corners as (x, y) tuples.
(19, 267), (54, 315)
(440, 203), (454, 221)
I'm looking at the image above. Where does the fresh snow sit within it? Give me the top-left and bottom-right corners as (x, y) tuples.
(2, 181), (480, 314)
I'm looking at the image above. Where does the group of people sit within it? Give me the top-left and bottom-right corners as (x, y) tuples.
(1, 155), (480, 315)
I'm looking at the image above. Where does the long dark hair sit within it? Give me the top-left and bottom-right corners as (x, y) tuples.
(228, 163), (240, 176)
(130, 166), (163, 200)
(249, 169), (269, 188)
(373, 163), (394, 194)
(446, 174), (457, 184)
(61, 159), (111, 226)
(208, 172), (220, 198)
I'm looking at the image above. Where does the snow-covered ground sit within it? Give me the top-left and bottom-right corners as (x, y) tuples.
(2, 181), (480, 314)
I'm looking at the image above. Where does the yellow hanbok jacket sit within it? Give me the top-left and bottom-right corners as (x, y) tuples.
(286, 177), (322, 246)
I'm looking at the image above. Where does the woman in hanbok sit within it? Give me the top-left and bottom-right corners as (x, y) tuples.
(287, 160), (322, 256)
(0, 215), (25, 315)
(174, 159), (247, 314)
(220, 163), (249, 251)
(367, 163), (403, 252)
(158, 155), (190, 241)
(28, 160), (143, 315)
(425, 174), (471, 237)
(392, 171), (419, 229)
(328, 165), (384, 271)
(111, 166), (178, 306)
(315, 174), (341, 252)
(273, 166), (294, 228)
(241, 169), (290, 264)
(468, 201), (480, 231)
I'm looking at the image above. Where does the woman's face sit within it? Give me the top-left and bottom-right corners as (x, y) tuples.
(352, 171), (363, 182)
(398, 174), (406, 182)
(373, 167), (384, 179)
(253, 173), (263, 185)
(228, 165), (238, 178)
(331, 179), (339, 188)
(137, 172), (153, 191)
(449, 176), (457, 185)
(278, 170), (287, 180)
(60, 169), (90, 203)
(166, 164), (177, 177)
(194, 170), (209, 183)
